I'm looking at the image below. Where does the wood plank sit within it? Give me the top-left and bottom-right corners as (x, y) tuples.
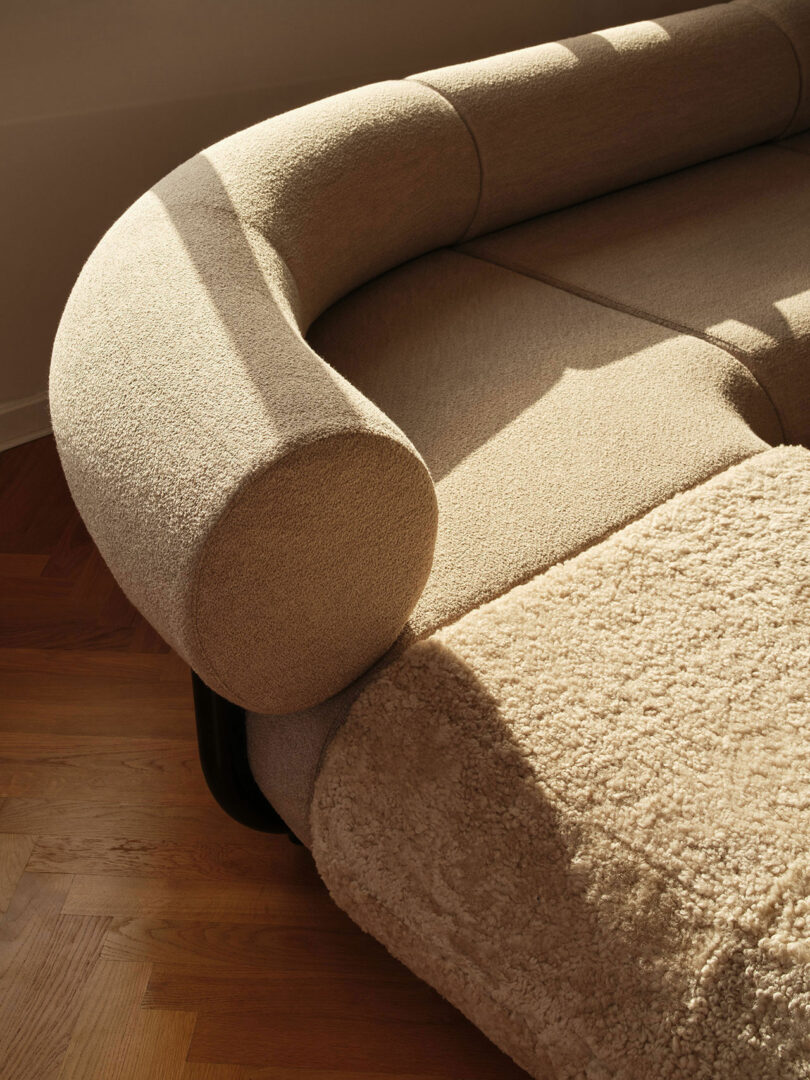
(0, 833), (34, 913)
(1, 576), (73, 603)
(40, 513), (95, 583)
(0, 681), (194, 737)
(0, 554), (49, 578)
(0, 913), (110, 1080)
(204, 1071), (438, 1080)
(64, 876), (346, 926)
(0, 647), (182, 679)
(182, 1067), (245, 1080)
(102, 919), (407, 978)
(0, 872), (72, 980)
(0, 800), (251, 845)
(189, 1011), (528, 1078)
(0, 615), (135, 652)
(0, 437), (71, 546)
(28, 835), (297, 880)
(116, 1007), (196, 1080)
(58, 959), (152, 1080)
(144, 970), (458, 1024)
(183, 1069), (444, 1080)
(0, 733), (208, 802)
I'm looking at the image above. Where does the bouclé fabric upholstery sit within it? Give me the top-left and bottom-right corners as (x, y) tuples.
(50, 1), (810, 1076)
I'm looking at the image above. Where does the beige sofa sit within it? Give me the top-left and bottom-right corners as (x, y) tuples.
(50, 1), (810, 1076)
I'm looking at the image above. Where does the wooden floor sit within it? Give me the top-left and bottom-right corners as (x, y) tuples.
(0, 436), (527, 1080)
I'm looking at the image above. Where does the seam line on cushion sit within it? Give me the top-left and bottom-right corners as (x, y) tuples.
(771, 140), (810, 157)
(740, 1), (804, 138)
(452, 247), (788, 442)
(406, 77), (484, 242)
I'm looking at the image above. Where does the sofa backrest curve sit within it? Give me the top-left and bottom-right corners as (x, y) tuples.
(49, 0), (808, 715)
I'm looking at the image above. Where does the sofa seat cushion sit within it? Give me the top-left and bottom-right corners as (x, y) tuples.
(310, 246), (779, 643)
(462, 143), (810, 446)
(313, 446), (810, 1080)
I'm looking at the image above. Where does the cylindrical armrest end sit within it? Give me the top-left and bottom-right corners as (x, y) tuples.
(49, 183), (438, 715)
(194, 430), (437, 713)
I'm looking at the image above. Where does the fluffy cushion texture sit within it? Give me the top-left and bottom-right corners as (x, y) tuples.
(409, 2), (798, 237)
(462, 144), (810, 445)
(313, 446), (810, 1080)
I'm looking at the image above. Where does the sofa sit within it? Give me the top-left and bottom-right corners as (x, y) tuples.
(49, 1), (810, 1076)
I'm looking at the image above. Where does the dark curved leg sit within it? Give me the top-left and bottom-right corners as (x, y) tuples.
(191, 671), (301, 841)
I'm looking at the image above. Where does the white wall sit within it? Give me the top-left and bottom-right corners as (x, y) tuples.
(0, 0), (709, 449)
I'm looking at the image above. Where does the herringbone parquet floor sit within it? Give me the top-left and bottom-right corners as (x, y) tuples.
(0, 436), (527, 1080)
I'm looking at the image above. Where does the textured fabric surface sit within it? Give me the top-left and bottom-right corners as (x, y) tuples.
(463, 144), (810, 445)
(51, 0), (808, 714)
(410, 3), (798, 237)
(313, 447), (810, 1080)
(189, 79), (480, 327)
(741, 0), (810, 135)
(311, 248), (780, 640)
(49, 79), (479, 712)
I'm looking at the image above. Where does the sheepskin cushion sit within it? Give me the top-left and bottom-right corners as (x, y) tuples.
(313, 446), (810, 1080)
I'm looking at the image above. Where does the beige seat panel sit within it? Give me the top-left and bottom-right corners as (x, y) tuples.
(462, 144), (810, 444)
(310, 248), (779, 639)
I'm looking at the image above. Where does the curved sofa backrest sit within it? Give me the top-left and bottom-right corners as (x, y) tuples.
(51, 81), (478, 715)
(50, 0), (808, 715)
(178, 80), (481, 327)
(410, 0), (802, 238)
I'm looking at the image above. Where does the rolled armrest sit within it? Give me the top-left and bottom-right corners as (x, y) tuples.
(49, 80), (478, 712)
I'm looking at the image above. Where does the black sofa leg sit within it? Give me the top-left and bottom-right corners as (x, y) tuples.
(191, 671), (301, 842)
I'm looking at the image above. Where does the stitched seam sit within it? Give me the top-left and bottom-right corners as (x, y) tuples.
(407, 76), (484, 242)
(306, 236), (787, 801)
(741, 1), (804, 137)
(771, 140), (810, 157)
(453, 247), (788, 442)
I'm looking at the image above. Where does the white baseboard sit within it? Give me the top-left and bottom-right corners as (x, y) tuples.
(0, 392), (52, 453)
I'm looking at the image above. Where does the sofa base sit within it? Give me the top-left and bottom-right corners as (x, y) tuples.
(191, 671), (300, 840)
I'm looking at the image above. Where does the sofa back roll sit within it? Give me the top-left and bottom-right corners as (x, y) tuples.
(743, 0), (810, 136)
(410, 1), (802, 238)
(50, 81), (478, 714)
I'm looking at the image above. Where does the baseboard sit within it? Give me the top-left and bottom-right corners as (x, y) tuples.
(0, 392), (51, 453)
